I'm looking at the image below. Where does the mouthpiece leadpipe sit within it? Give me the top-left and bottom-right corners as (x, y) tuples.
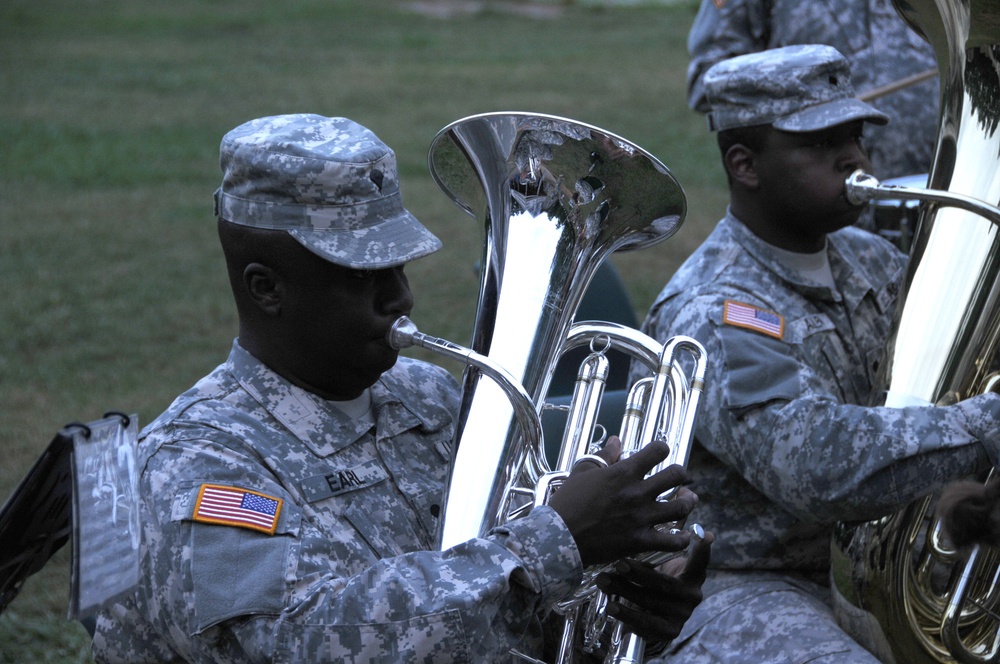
(386, 315), (544, 455)
(845, 170), (1000, 226)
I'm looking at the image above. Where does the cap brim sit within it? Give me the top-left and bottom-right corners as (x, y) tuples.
(289, 209), (442, 269)
(774, 97), (890, 132)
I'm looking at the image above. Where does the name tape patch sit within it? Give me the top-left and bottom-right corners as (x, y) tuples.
(193, 484), (283, 535)
(300, 459), (389, 504)
(723, 299), (784, 339)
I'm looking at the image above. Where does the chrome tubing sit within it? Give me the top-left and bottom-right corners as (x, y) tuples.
(389, 316), (708, 662)
(543, 324), (707, 663)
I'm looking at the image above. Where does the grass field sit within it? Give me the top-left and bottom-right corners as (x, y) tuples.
(0, 0), (728, 659)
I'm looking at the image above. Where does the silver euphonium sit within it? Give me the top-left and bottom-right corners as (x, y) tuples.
(386, 112), (706, 662)
(829, 2), (1000, 662)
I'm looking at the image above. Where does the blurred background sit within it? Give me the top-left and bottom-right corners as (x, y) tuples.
(0, 0), (728, 659)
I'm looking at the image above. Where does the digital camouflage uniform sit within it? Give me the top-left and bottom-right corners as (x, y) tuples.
(686, 0), (939, 181)
(634, 213), (1000, 663)
(634, 47), (1000, 663)
(92, 114), (586, 662)
(93, 343), (582, 663)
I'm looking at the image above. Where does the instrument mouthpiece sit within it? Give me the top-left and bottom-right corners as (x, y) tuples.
(845, 169), (880, 206)
(386, 316), (418, 351)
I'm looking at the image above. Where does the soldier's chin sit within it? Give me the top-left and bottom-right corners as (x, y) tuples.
(833, 203), (865, 230)
(371, 348), (400, 374)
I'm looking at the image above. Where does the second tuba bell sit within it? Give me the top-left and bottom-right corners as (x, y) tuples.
(830, 1), (1000, 662)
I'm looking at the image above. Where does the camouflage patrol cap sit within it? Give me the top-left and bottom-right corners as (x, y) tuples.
(703, 44), (889, 133)
(214, 114), (442, 269)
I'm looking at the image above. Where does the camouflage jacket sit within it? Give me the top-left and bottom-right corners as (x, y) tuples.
(686, 0), (939, 180)
(93, 342), (582, 663)
(632, 213), (1000, 572)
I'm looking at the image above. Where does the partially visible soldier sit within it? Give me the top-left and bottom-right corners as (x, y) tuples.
(91, 113), (712, 662)
(634, 46), (1000, 663)
(686, 0), (939, 183)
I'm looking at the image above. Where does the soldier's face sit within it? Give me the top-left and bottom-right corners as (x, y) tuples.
(754, 121), (872, 246)
(278, 249), (414, 400)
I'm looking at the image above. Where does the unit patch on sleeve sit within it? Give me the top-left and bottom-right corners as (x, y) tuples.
(723, 299), (784, 340)
(192, 484), (283, 534)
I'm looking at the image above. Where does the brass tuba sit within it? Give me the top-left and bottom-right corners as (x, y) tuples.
(387, 112), (706, 662)
(830, 1), (1000, 662)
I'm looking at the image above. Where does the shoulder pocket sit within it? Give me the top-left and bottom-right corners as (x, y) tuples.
(172, 483), (301, 633)
(715, 321), (804, 412)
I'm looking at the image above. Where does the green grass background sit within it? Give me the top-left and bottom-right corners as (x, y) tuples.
(0, 1), (729, 659)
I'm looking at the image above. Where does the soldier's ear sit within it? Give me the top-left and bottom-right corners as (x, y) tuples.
(244, 263), (283, 316)
(724, 144), (759, 189)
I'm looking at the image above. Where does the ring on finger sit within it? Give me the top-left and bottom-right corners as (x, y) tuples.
(573, 453), (609, 470)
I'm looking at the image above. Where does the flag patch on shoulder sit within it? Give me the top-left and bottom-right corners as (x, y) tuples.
(193, 484), (282, 534)
(723, 300), (784, 339)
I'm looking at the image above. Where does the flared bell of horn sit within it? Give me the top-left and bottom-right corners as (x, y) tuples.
(427, 112), (686, 549)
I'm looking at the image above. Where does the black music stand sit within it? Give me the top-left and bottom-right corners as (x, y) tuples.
(0, 412), (140, 623)
(0, 427), (75, 614)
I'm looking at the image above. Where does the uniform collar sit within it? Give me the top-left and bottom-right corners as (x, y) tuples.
(226, 341), (452, 457)
(724, 211), (879, 305)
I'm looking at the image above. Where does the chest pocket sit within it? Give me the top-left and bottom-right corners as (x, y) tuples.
(343, 502), (407, 558)
(368, 433), (451, 551)
(384, 438), (450, 545)
(791, 311), (873, 403)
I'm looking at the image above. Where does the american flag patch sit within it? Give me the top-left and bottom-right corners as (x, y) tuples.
(193, 484), (282, 535)
(723, 300), (784, 339)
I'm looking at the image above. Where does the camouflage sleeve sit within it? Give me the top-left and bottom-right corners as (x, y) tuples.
(133, 436), (581, 662)
(646, 294), (1000, 524)
(260, 507), (580, 662)
(687, 0), (768, 112)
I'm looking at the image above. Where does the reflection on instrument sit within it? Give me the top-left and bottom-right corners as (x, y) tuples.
(425, 111), (685, 551)
(830, 0), (1000, 662)
(392, 112), (705, 662)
